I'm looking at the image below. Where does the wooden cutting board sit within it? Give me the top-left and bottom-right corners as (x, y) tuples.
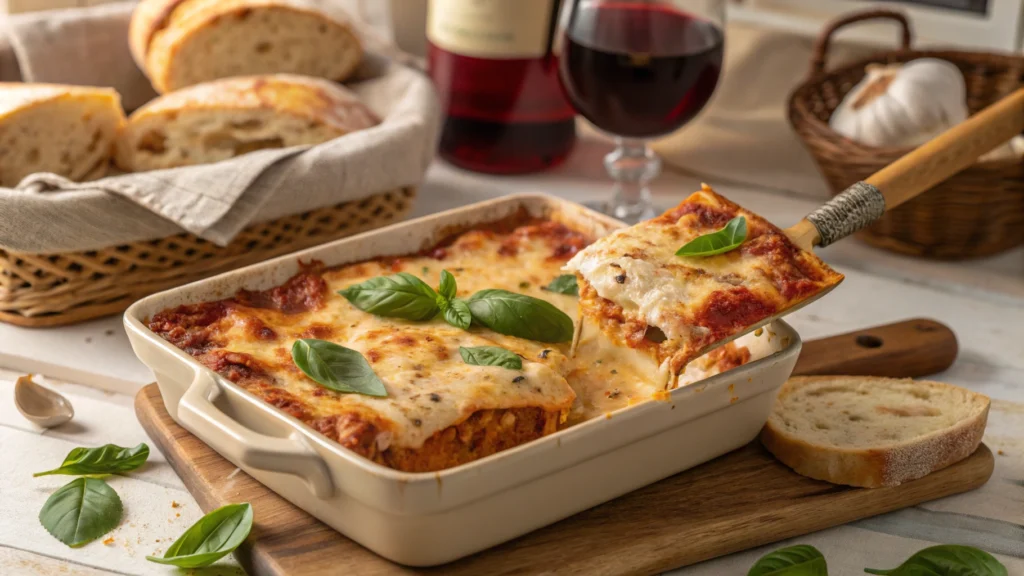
(136, 319), (992, 575)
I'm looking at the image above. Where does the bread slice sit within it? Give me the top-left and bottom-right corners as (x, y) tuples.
(761, 376), (989, 488)
(0, 83), (124, 188)
(130, 0), (363, 94)
(115, 74), (378, 172)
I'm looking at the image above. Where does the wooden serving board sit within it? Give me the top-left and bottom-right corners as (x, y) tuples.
(136, 319), (992, 575)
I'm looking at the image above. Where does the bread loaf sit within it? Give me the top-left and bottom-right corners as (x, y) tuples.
(0, 83), (124, 187)
(761, 376), (989, 488)
(115, 74), (379, 172)
(130, 0), (363, 94)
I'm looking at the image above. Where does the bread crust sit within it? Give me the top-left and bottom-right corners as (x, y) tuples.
(115, 74), (378, 172)
(131, 0), (363, 93)
(0, 83), (124, 186)
(761, 376), (989, 488)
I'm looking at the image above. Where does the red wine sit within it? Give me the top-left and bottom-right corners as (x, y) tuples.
(560, 3), (724, 138)
(427, 0), (576, 174)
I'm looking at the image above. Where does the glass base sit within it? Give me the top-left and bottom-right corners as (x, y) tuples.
(584, 199), (660, 224)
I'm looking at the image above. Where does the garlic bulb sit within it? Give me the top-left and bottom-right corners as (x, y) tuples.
(829, 58), (968, 148)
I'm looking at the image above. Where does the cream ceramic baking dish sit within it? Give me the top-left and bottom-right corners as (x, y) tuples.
(123, 194), (802, 566)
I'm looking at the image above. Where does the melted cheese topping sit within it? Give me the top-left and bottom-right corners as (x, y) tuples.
(566, 185), (843, 374)
(153, 218), (758, 458)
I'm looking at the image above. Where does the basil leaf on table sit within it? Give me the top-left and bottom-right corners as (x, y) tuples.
(147, 503), (253, 568)
(339, 273), (439, 321)
(676, 216), (748, 257)
(291, 339), (387, 397)
(544, 274), (579, 296)
(748, 545), (828, 576)
(438, 269), (457, 301)
(466, 289), (574, 343)
(460, 346), (523, 370)
(864, 545), (1007, 576)
(441, 298), (472, 330)
(34, 443), (149, 477)
(39, 477), (122, 547)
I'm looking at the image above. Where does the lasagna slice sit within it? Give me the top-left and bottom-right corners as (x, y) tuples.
(565, 185), (843, 381)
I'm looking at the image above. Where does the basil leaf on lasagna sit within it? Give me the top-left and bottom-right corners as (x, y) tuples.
(441, 298), (472, 330)
(459, 346), (523, 370)
(339, 273), (439, 321)
(291, 339), (387, 397)
(675, 216), (747, 257)
(544, 274), (579, 296)
(438, 269), (457, 301)
(466, 289), (574, 343)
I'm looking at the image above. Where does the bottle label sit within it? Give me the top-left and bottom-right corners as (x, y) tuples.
(427, 0), (556, 59)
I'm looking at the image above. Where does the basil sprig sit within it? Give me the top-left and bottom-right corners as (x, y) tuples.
(544, 274), (579, 296)
(460, 346), (523, 370)
(147, 503), (253, 568)
(341, 271), (575, 343)
(39, 477), (122, 547)
(864, 545), (1007, 576)
(341, 269), (472, 330)
(466, 289), (574, 343)
(748, 545), (827, 575)
(34, 443), (149, 477)
(436, 270), (472, 330)
(291, 339), (387, 397)
(339, 272), (439, 321)
(676, 216), (747, 257)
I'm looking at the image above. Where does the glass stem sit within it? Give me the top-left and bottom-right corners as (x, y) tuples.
(603, 138), (660, 222)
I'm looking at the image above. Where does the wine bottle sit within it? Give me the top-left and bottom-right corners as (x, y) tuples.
(427, 0), (576, 174)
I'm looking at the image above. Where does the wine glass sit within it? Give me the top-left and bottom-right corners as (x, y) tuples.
(558, 0), (726, 223)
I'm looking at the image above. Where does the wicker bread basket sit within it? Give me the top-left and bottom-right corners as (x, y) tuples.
(789, 10), (1024, 259)
(0, 188), (414, 327)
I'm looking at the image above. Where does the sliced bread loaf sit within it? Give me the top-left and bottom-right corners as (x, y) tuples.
(114, 74), (379, 172)
(0, 83), (124, 187)
(130, 0), (363, 94)
(761, 376), (989, 488)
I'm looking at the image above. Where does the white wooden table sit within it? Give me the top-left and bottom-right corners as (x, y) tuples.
(2, 137), (1023, 575)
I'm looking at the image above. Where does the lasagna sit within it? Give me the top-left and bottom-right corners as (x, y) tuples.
(150, 213), (752, 472)
(566, 185), (843, 381)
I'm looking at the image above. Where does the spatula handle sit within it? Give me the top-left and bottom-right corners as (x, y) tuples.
(800, 87), (1024, 248)
(792, 318), (957, 378)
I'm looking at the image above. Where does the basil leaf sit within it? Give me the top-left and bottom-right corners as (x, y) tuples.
(441, 298), (472, 330)
(39, 477), (122, 547)
(676, 216), (748, 257)
(147, 503), (253, 568)
(34, 443), (149, 477)
(864, 545), (1007, 576)
(748, 545), (827, 576)
(466, 289), (574, 343)
(544, 274), (579, 296)
(339, 273), (439, 321)
(291, 339), (387, 397)
(460, 346), (523, 370)
(438, 269), (457, 301)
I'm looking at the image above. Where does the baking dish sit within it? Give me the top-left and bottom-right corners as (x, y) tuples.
(124, 194), (802, 566)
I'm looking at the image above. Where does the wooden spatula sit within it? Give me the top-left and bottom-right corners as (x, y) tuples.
(786, 86), (1024, 251)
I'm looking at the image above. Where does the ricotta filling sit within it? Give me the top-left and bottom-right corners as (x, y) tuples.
(566, 253), (695, 343)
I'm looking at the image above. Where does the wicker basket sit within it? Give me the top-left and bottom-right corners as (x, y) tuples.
(0, 188), (415, 327)
(789, 9), (1024, 259)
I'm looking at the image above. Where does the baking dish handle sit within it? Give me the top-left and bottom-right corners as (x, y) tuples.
(177, 370), (335, 499)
